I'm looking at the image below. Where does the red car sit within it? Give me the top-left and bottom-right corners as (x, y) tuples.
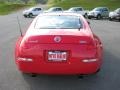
(15, 13), (103, 75)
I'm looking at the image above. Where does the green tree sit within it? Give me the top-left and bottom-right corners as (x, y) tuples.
(21, 0), (30, 4)
(34, 0), (48, 4)
(0, 0), (6, 3)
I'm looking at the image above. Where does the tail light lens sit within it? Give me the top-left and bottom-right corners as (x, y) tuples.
(17, 57), (33, 62)
(82, 58), (97, 63)
(79, 38), (95, 50)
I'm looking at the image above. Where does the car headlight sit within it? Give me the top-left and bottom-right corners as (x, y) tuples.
(109, 12), (113, 17)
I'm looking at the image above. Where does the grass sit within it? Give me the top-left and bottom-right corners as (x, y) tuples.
(0, 3), (34, 15)
(47, 0), (120, 10)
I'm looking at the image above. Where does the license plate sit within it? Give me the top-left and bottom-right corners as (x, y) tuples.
(48, 51), (67, 61)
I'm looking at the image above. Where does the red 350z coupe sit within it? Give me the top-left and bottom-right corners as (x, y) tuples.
(15, 13), (103, 75)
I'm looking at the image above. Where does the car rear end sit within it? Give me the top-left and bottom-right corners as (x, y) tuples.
(16, 35), (101, 75)
(15, 13), (102, 75)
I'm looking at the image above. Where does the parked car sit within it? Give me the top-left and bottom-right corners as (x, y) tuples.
(88, 7), (109, 19)
(109, 8), (120, 21)
(44, 7), (63, 13)
(15, 13), (103, 75)
(23, 7), (43, 18)
(65, 7), (88, 17)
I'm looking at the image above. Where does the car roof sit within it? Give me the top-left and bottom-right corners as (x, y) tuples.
(49, 7), (63, 9)
(30, 7), (41, 9)
(69, 7), (83, 9)
(38, 12), (83, 17)
(95, 7), (108, 9)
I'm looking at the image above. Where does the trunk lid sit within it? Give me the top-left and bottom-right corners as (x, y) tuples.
(25, 29), (93, 44)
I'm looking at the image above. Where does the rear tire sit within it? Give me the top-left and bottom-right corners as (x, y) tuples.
(22, 72), (37, 77)
(109, 17), (113, 21)
(88, 16), (91, 19)
(24, 16), (27, 18)
(94, 68), (101, 75)
(97, 14), (101, 20)
(84, 13), (88, 18)
(78, 75), (84, 79)
(28, 13), (33, 18)
(119, 18), (120, 22)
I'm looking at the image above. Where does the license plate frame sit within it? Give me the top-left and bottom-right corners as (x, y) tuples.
(48, 51), (67, 62)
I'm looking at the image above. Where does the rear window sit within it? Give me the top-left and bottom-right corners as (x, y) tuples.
(35, 15), (82, 29)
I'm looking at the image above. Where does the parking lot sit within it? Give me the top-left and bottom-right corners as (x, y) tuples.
(0, 8), (120, 90)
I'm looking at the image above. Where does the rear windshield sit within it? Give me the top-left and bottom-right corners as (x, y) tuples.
(35, 15), (82, 29)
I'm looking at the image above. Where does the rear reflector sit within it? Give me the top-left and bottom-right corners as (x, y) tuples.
(82, 59), (97, 63)
(17, 57), (33, 62)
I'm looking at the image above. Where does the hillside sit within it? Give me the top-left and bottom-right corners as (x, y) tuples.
(47, 0), (120, 10)
(0, 4), (32, 15)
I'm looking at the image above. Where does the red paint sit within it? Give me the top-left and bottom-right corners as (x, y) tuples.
(15, 13), (103, 75)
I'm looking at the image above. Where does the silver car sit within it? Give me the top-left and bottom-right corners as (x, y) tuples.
(109, 8), (120, 21)
(44, 7), (63, 13)
(65, 7), (88, 18)
(23, 7), (43, 18)
(88, 7), (109, 19)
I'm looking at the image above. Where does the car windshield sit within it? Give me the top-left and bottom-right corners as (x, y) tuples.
(93, 8), (102, 11)
(115, 8), (120, 13)
(35, 15), (82, 29)
(47, 8), (55, 12)
(68, 8), (82, 11)
(47, 7), (61, 12)
(68, 8), (76, 11)
(28, 8), (35, 11)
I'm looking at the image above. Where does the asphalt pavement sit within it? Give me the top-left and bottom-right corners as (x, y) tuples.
(0, 6), (120, 90)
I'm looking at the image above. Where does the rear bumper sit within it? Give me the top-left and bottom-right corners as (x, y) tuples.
(16, 58), (101, 75)
(112, 16), (120, 20)
(15, 44), (102, 75)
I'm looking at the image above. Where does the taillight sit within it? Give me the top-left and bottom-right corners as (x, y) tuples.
(87, 44), (95, 50)
(22, 43), (31, 49)
(79, 39), (95, 50)
(82, 58), (98, 63)
(20, 36), (39, 49)
(79, 38), (95, 45)
(20, 40), (32, 49)
(17, 57), (33, 62)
